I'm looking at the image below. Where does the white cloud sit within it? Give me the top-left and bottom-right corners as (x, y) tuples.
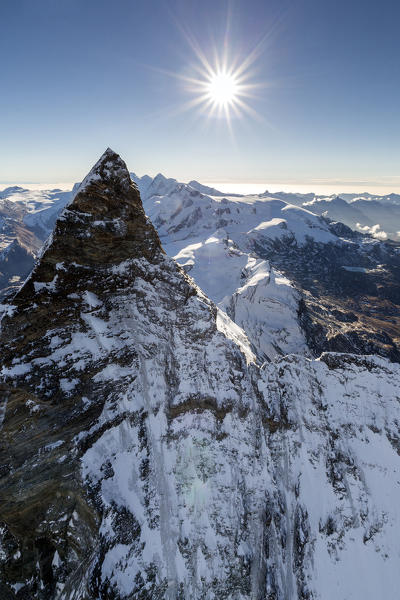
(355, 222), (388, 240)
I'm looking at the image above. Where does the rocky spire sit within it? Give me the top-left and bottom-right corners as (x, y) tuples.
(13, 148), (162, 305)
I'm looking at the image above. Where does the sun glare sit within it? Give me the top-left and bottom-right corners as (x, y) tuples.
(156, 22), (267, 128)
(180, 46), (266, 127)
(207, 71), (239, 107)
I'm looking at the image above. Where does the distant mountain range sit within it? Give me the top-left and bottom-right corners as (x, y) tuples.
(131, 172), (400, 363)
(1, 174), (400, 360)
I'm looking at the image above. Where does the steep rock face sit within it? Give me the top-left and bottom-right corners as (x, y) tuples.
(0, 150), (267, 599)
(259, 353), (400, 599)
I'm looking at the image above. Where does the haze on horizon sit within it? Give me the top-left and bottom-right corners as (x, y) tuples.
(1, 0), (399, 192)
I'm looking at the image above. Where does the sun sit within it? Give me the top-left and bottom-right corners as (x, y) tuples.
(180, 50), (265, 125)
(206, 71), (239, 107)
(154, 25), (267, 126)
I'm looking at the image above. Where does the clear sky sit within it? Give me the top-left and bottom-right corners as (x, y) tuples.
(1, 0), (400, 190)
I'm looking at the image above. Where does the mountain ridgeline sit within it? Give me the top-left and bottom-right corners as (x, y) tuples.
(1, 168), (400, 364)
(1, 150), (400, 599)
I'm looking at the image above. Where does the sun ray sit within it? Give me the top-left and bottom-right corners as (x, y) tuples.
(172, 24), (271, 125)
(148, 8), (278, 128)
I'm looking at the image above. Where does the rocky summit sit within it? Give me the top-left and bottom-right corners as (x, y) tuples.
(1, 150), (400, 600)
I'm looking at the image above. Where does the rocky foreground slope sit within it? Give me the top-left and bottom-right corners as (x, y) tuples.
(1, 150), (400, 599)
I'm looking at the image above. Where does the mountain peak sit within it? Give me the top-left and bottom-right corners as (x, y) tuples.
(72, 147), (135, 209)
(12, 150), (163, 304)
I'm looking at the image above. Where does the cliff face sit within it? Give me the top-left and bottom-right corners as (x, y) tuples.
(258, 352), (400, 599)
(1, 150), (400, 600)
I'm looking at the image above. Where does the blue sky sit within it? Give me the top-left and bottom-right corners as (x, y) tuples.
(1, 0), (400, 189)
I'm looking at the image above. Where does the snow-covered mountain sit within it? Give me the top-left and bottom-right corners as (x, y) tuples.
(1, 150), (400, 599)
(130, 172), (400, 363)
(0, 187), (72, 298)
(300, 195), (400, 241)
(1, 172), (400, 363)
(0, 186), (72, 241)
(261, 190), (400, 242)
(258, 352), (400, 600)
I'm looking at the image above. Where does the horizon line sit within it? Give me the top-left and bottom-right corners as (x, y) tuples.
(1, 179), (400, 196)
